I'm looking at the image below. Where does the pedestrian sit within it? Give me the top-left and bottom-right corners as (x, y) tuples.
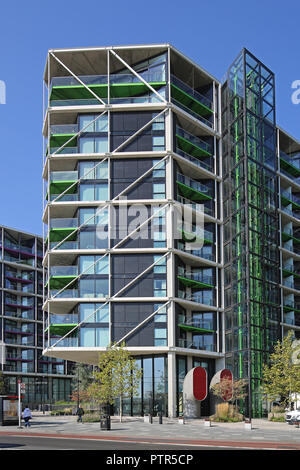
(22, 406), (32, 428)
(76, 404), (84, 423)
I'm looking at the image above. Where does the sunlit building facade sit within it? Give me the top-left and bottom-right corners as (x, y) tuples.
(42, 44), (299, 418)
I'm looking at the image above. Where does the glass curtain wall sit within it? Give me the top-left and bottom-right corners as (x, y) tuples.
(222, 49), (281, 418)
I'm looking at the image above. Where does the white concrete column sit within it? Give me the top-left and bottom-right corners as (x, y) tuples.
(167, 351), (177, 417)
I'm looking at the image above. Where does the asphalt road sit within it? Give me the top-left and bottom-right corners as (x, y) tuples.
(0, 434), (244, 451)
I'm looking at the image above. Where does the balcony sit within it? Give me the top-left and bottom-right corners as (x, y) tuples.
(45, 314), (78, 336)
(49, 69), (166, 106)
(177, 338), (215, 351)
(280, 151), (300, 179)
(283, 301), (300, 314)
(49, 289), (79, 299)
(178, 318), (214, 333)
(176, 127), (212, 158)
(175, 147), (214, 173)
(50, 241), (79, 250)
(281, 189), (300, 211)
(47, 265), (78, 290)
(179, 226), (214, 246)
(178, 290), (215, 306)
(49, 218), (78, 243)
(170, 75), (213, 128)
(176, 172), (213, 202)
(282, 227), (300, 244)
(177, 271), (214, 289)
(49, 171), (78, 198)
(49, 124), (78, 149)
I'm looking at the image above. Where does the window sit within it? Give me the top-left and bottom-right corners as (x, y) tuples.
(154, 279), (166, 297)
(79, 278), (109, 298)
(152, 135), (165, 151)
(79, 114), (108, 132)
(154, 304), (167, 322)
(153, 183), (165, 199)
(79, 160), (108, 179)
(80, 183), (108, 201)
(79, 255), (109, 275)
(152, 113), (165, 131)
(79, 303), (109, 323)
(154, 327), (167, 346)
(79, 136), (108, 154)
(153, 159), (165, 178)
(153, 255), (167, 274)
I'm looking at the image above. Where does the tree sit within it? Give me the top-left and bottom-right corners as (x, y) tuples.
(87, 342), (142, 422)
(262, 331), (300, 408)
(71, 363), (94, 405)
(210, 377), (247, 406)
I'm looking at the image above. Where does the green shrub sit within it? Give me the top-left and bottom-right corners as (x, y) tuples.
(82, 413), (100, 423)
(210, 403), (243, 422)
(269, 416), (286, 422)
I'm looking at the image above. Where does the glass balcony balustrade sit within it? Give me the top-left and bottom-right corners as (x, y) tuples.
(50, 266), (78, 277)
(281, 189), (300, 208)
(177, 338), (215, 351)
(170, 75), (212, 111)
(178, 290), (214, 306)
(175, 147), (214, 173)
(50, 171), (78, 182)
(50, 218), (78, 229)
(50, 69), (166, 90)
(48, 313), (78, 325)
(176, 173), (212, 199)
(178, 271), (214, 287)
(50, 124), (78, 135)
(49, 337), (78, 347)
(49, 241), (78, 250)
(176, 194), (214, 217)
(49, 193), (78, 202)
(171, 98), (213, 128)
(170, 75), (213, 127)
(179, 318), (214, 331)
(177, 241), (214, 261)
(49, 289), (79, 299)
(48, 146), (78, 155)
(176, 126), (212, 157)
(49, 67), (166, 107)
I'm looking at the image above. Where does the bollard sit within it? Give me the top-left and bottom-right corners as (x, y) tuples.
(149, 413), (153, 424)
(159, 412), (163, 424)
(244, 419), (252, 430)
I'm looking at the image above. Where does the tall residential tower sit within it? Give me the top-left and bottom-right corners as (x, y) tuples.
(42, 44), (299, 418)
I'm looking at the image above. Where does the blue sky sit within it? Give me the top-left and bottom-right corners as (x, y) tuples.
(0, 0), (299, 235)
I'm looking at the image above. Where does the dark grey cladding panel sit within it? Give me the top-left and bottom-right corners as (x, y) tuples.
(111, 253), (156, 297)
(111, 302), (156, 346)
(111, 158), (158, 199)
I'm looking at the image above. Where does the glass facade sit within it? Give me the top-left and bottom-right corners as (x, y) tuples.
(0, 226), (73, 407)
(222, 49), (281, 417)
(42, 44), (299, 418)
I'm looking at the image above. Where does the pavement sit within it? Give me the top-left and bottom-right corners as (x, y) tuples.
(0, 412), (300, 450)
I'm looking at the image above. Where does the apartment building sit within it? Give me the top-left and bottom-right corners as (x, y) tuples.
(42, 44), (299, 418)
(0, 225), (73, 406)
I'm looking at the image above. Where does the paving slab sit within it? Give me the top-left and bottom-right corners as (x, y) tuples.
(0, 413), (300, 450)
